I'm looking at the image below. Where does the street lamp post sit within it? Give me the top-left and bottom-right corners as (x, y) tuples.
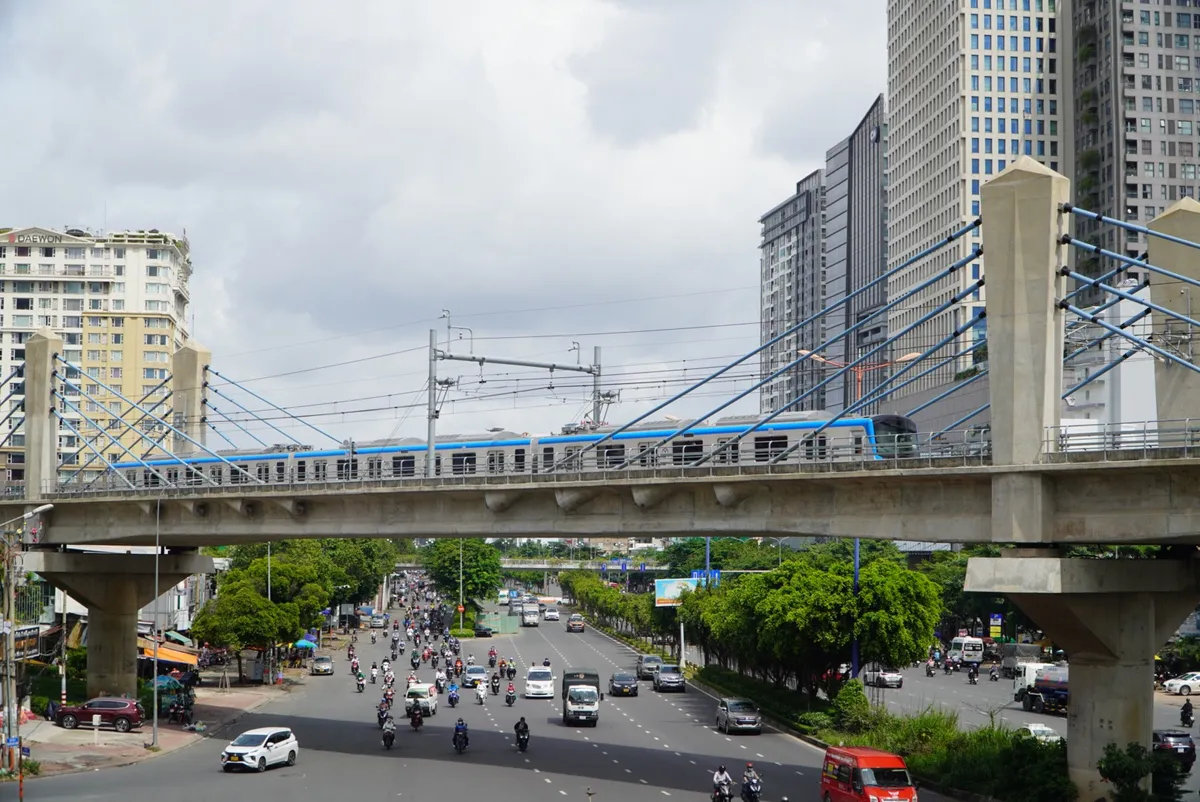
(458, 539), (464, 631)
(2, 504), (52, 771)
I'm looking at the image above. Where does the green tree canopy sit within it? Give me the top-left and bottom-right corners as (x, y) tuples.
(420, 539), (502, 604)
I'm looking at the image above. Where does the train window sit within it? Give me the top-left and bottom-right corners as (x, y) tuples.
(233, 464), (252, 484)
(636, 442), (656, 467)
(451, 452), (477, 475)
(564, 446), (583, 470)
(487, 450), (505, 473)
(542, 447), (555, 471)
(803, 436), (829, 460)
(257, 463), (270, 481)
(753, 435), (787, 462)
(126, 470), (138, 486)
(210, 466), (223, 483)
(275, 461), (287, 481)
(296, 460), (307, 481)
(336, 458), (358, 480)
(671, 439), (703, 465)
(598, 444), (625, 469)
(145, 470), (161, 487)
(186, 466), (204, 485)
(714, 438), (740, 464)
(513, 449), (526, 473)
(392, 455), (415, 477)
(165, 468), (179, 484)
(854, 435), (863, 456)
(366, 457), (382, 479)
(312, 461), (327, 481)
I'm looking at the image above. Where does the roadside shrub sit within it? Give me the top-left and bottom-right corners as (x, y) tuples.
(1098, 741), (1186, 802)
(693, 665), (827, 726)
(65, 647), (87, 681)
(449, 629), (474, 639)
(831, 680), (872, 732)
(19, 759), (40, 776)
(795, 712), (833, 731)
(28, 696), (48, 718)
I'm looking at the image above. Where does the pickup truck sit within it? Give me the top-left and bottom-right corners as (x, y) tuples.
(562, 669), (603, 726)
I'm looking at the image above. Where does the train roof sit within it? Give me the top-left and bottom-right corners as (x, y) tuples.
(592, 418), (699, 434)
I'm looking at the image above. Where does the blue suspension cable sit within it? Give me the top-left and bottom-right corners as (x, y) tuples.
(863, 339), (987, 414)
(205, 368), (341, 445)
(1061, 348), (1139, 399)
(1062, 203), (1200, 254)
(53, 391), (175, 487)
(546, 218), (984, 473)
(52, 411), (136, 489)
(1063, 236), (1200, 293)
(1058, 301), (1200, 376)
(1062, 268), (1200, 329)
(65, 391), (173, 482)
(749, 278), (985, 467)
(0, 416), (23, 451)
(1063, 308), (1151, 365)
(0, 399), (23, 434)
(206, 420), (239, 451)
(609, 247), (984, 471)
(59, 379), (172, 470)
(205, 402), (269, 448)
(796, 310), (990, 451)
(54, 363), (244, 484)
(206, 384), (299, 446)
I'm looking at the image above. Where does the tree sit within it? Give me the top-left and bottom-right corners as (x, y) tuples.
(854, 559), (943, 669)
(420, 539), (502, 604)
(191, 582), (299, 680)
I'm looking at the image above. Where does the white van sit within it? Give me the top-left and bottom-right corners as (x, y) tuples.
(521, 608), (540, 627)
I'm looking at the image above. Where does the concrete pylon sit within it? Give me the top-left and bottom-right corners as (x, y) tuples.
(23, 550), (214, 698)
(1147, 198), (1200, 424)
(980, 156), (1069, 466)
(171, 342), (210, 456)
(966, 556), (1200, 801)
(24, 329), (63, 500)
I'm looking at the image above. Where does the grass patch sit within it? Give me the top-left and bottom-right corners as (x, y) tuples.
(692, 665), (829, 730)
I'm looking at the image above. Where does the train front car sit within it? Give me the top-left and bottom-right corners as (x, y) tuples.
(869, 414), (918, 459)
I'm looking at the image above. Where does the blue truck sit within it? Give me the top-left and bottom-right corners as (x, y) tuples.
(1021, 666), (1068, 715)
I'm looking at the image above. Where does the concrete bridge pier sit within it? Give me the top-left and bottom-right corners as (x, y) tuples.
(22, 551), (213, 698)
(966, 556), (1200, 799)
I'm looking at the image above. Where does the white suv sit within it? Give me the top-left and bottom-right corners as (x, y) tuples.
(525, 667), (555, 698)
(544, 608), (560, 621)
(221, 727), (299, 772)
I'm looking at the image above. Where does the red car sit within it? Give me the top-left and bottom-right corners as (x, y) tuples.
(57, 697), (146, 733)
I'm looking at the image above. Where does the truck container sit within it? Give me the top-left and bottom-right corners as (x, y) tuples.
(1022, 666), (1068, 715)
(1001, 643), (1045, 679)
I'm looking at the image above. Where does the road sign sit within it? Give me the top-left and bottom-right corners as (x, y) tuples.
(601, 563), (608, 572)
(640, 562), (646, 572)
(5, 736), (17, 747)
(456, 605), (464, 613)
(620, 562), (627, 572)
(691, 569), (703, 579)
(20, 746), (29, 757)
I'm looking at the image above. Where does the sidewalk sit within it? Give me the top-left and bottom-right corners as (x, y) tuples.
(19, 682), (292, 777)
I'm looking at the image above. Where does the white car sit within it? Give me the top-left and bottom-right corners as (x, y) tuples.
(220, 727), (299, 772)
(404, 683), (438, 716)
(1015, 722), (1063, 743)
(864, 667), (904, 689)
(463, 665), (489, 688)
(525, 667), (555, 698)
(1165, 672), (1200, 696)
(544, 608), (560, 621)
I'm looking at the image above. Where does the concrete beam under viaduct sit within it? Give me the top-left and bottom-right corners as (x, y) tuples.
(22, 551), (214, 699)
(13, 456), (1200, 548)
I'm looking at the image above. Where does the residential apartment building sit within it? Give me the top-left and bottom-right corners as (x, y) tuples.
(885, 0), (1066, 409)
(1067, 0), (1199, 305)
(759, 170), (827, 413)
(823, 95), (891, 414)
(0, 226), (191, 489)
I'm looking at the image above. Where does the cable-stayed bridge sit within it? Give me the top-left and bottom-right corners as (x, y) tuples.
(6, 159), (1200, 798)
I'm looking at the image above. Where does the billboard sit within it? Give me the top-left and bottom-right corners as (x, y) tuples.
(655, 578), (701, 607)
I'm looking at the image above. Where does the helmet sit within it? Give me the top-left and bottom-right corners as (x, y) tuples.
(457, 718), (465, 725)
(519, 716), (526, 723)
(719, 765), (726, 773)
(746, 762), (753, 769)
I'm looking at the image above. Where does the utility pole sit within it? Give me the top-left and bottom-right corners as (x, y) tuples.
(592, 346), (602, 426)
(427, 329), (438, 478)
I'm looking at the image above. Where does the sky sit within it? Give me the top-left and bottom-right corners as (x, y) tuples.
(0, 1), (887, 448)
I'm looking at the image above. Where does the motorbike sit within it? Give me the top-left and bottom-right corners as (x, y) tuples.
(741, 776), (762, 802)
(432, 655), (440, 670)
(410, 709), (424, 731)
(454, 730), (468, 754)
(713, 780), (734, 802)
(1184, 711), (1195, 728)
(489, 655), (497, 668)
(371, 672), (377, 684)
(944, 664), (952, 676)
(491, 679), (501, 696)
(371, 633), (377, 644)
(448, 689), (459, 708)
(382, 728), (395, 750)
(507, 666), (516, 681)
(357, 679), (365, 693)
(968, 674), (978, 686)
(925, 665), (934, 677)
(476, 685), (487, 705)
(989, 672), (1000, 682)
(506, 690), (516, 706)
(436, 677), (447, 693)
(377, 709), (389, 728)
(391, 650), (399, 662)
(411, 659), (420, 672)
(517, 731), (530, 752)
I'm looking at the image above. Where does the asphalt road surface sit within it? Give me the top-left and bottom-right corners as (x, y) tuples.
(22, 609), (954, 802)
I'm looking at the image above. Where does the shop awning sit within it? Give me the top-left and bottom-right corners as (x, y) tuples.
(137, 640), (198, 666)
(164, 631), (193, 647)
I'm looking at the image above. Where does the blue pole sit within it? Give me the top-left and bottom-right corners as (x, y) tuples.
(851, 538), (861, 679)
(705, 538), (711, 587)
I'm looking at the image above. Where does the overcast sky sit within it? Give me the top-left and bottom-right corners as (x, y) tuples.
(0, 1), (886, 447)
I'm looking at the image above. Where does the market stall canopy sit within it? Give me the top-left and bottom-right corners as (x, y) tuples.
(295, 639), (317, 650)
(165, 631), (194, 647)
(137, 638), (199, 666)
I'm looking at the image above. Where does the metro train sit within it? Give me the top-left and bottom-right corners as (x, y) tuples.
(101, 411), (918, 489)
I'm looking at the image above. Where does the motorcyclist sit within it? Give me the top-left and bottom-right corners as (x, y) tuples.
(514, 716), (530, 740)
(1183, 699), (1194, 726)
(436, 667), (447, 685)
(453, 717), (469, 747)
(454, 657), (464, 675)
(713, 765), (734, 798)
(968, 665), (979, 683)
(467, 654), (476, 666)
(743, 763), (759, 785)
(543, 657), (551, 667)
(382, 715), (396, 736)
(381, 658), (390, 672)
(476, 683), (488, 704)
(371, 632), (377, 644)
(989, 665), (999, 681)
(490, 672), (502, 694)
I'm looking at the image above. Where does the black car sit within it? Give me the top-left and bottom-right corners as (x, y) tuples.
(1154, 730), (1196, 768)
(609, 672), (639, 697)
(473, 624), (494, 638)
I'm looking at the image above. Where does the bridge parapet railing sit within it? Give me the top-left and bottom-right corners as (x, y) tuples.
(1042, 418), (1200, 462)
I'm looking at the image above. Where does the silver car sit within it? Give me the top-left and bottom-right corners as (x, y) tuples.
(309, 655), (334, 676)
(653, 664), (685, 692)
(715, 698), (762, 734)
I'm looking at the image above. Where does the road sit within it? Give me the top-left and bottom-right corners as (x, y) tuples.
(21, 606), (952, 802)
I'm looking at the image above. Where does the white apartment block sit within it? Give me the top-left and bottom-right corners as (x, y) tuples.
(0, 226), (191, 489)
(886, 0), (1065, 399)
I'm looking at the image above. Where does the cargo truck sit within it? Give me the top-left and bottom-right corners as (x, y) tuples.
(562, 669), (603, 726)
(1021, 666), (1068, 715)
(1000, 643), (1045, 679)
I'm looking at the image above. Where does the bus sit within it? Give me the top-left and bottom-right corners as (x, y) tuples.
(948, 636), (985, 666)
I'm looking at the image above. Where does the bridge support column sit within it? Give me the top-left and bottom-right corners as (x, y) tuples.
(966, 556), (1200, 801)
(171, 342), (211, 455)
(23, 551), (213, 698)
(1148, 198), (1200, 423)
(24, 329), (62, 500)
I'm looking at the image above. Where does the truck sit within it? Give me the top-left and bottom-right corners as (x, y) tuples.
(561, 669), (603, 726)
(1021, 666), (1068, 715)
(1000, 643), (1045, 679)
(1012, 662), (1056, 703)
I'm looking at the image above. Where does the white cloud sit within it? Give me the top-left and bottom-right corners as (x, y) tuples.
(0, 0), (887, 445)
